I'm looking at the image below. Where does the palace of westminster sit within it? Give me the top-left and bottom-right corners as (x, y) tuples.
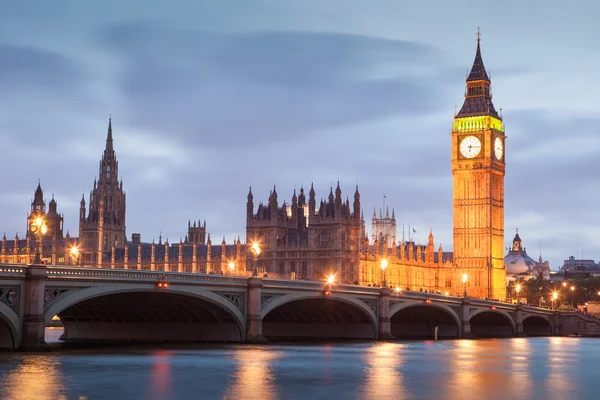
(1, 37), (546, 300)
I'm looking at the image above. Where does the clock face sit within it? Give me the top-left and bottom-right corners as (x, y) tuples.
(494, 137), (503, 160)
(459, 136), (482, 158)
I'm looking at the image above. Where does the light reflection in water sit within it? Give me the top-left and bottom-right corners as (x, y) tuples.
(546, 336), (577, 397)
(448, 340), (516, 400)
(361, 342), (406, 400)
(5, 357), (67, 400)
(508, 338), (532, 400)
(224, 347), (281, 400)
(148, 351), (173, 400)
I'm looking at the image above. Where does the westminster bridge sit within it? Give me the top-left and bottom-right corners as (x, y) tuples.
(1, 264), (599, 350)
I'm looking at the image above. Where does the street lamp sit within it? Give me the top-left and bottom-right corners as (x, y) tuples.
(462, 273), (468, 298)
(380, 259), (388, 288)
(552, 291), (558, 311)
(251, 242), (261, 277)
(69, 246), (80, 266)
(228, 261), (235, 275)
(571, 286), (575, 309)
(30, 217), (48, 264)
(324, 274), (335, 296)
(516, 283), (522, 305)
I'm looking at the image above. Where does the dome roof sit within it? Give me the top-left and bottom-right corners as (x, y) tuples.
(505, 253), (536, 277)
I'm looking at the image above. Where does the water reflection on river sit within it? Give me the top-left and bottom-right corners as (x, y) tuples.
(0, 331), (597, 399)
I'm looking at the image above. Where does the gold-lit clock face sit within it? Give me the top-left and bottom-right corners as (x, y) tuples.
(494, 137), (503, 160)
(459, 136), (481, 158)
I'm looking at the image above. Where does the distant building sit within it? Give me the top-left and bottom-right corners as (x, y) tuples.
(504, 229), (550, 282)
(561, 256), (600, 279)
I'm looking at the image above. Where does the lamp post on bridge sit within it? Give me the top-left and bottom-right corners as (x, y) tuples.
(552, 291), (558, 311)
(70, 246), (80, 266)
(380, 259), (388, 288)
(571, 285), (576, 309)
(516, 283), (522, 305)
(462, 273), (468, 298)
(228, 261), (235, 276)
(251, 242), (261, 277)
(30, 216), (48, 264)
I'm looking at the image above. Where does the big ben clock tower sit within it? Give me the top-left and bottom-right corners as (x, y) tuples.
(452, 32), (506, 300)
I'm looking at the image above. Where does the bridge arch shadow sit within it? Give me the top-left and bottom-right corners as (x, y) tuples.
(469, 309), (515, 338)
(261, 293), (377, 341)
(44, 286), (245, 343)
(389, 302), (461, 339)
(522, 315), (553, 336)
(0, 302), (19, 350)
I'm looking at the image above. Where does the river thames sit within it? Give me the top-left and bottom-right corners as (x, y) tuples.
(0, 329), (596, 400)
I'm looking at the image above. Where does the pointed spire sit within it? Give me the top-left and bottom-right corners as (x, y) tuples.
(467, 28), (489, 82)
(105, 115), (113, 153)
(33, 181), (44, 205)
(391, 208), (395, 219)
(455, 29), (499, 120)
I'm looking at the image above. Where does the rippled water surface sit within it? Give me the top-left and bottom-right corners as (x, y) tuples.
(0, 329), (597, 399)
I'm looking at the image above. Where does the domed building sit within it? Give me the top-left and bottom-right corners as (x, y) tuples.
(504, 229), (548, 282)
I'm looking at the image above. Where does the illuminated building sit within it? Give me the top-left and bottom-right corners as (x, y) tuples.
(451, 31), (507, 299)
(0, 34), (511, 298)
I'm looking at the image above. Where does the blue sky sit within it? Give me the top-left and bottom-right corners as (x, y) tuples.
(1, 0), (599, 268)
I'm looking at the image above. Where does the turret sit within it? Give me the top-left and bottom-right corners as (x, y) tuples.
(353, 185), (360, 217)
(298, 185), (306, 206)
(335, 181), (342, 209)
(247, 186), (254, 219)
(308, 183), (316, 216)
(270, 185), (278, 214)
(31, 182), (45, 214)
(221, 236), (227, 261)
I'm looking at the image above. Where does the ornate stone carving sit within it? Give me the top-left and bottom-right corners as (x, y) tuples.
(43, 287), (75, 310)
(0, 286), (19, 312)
(219, 292), (245, 313)
(261, 294), (283, 308)
(389, 300), (402, 311)
(359, 298), (378, 315)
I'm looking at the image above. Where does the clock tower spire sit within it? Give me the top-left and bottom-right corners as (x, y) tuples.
(451, 31), (506, 300)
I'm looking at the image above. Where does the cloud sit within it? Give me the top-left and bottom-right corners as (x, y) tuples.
(97, 22), (451, 149)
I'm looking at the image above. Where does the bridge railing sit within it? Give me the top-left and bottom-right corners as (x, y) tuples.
(45, 266), (249, 286)
(0, 264), (27, 279)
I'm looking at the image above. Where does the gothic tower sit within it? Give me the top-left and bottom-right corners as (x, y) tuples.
(79, 117), (127, 265)
(371, 207), (396, 249)
(451, 32), (506, 300)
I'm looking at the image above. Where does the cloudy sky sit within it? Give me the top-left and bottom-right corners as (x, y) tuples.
(1, 0), (599, 269)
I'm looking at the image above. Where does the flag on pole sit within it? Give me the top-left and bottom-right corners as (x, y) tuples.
(383, 194), (387, 198)
(412, 228), (417, 234)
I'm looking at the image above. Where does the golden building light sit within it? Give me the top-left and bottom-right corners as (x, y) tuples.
(380, 259), (388, 288)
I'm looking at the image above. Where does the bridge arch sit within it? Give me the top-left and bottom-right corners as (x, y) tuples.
(44, 285), (246, 343)
(522, 314), (554, 336)
(261, 292), (378, 340)
(0, 301), (19, 350)
(389, 301), (461, 339)
(469, 309), (516, 337)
